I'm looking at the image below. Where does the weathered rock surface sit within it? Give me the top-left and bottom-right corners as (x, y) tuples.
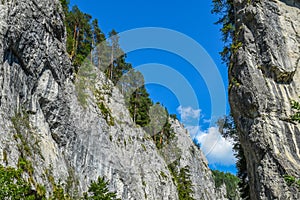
(0, 0), (225, 199)
(230, 0), (300, 199)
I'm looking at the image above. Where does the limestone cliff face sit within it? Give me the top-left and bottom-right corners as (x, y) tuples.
(230, 0), (300, 199)
(0, 0), (224, 199)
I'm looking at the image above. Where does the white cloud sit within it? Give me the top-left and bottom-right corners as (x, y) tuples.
(196, 127), (236, 166)
(177, 106), (201, 122)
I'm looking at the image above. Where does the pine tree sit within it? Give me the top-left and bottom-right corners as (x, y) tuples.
(59, 0), (70, 16)
(217, 116), (250, 199)
(129, 85), (152, 127)
(212, 0), (235, 65)
(91, 19), (107, 69)
(84, 177), (120, 200)
(65, 6), (93, 69)
(104, 30), (131, 84)
(177, 166), (195, 200)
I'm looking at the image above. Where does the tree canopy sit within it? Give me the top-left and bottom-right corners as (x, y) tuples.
(217, 116), (250, 199)
(212, 169), (240, 200)
(212, 0), (235, 65)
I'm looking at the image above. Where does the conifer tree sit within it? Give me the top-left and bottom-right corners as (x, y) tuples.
(177, 166), (195, 200)
(84, 177), (120, 200)
(129, 85), (152, 127)
(212, 0), (235, 65)
(65, 6), (93, 69)
(217, 116), (249, 199)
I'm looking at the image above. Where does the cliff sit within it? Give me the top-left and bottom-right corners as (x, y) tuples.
(229, 0), (300, 199)
(0, 0), (225, 199)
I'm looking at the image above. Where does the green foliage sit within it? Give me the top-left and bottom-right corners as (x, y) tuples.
(142, 103), (176, 149)
(62, 2), (160, 134)
(160, 171), (167, 179)
(0, 166), (118, 200)
(170, 114), (178, 120)
(152, 119), (175, 149)
(212, 0), (235, 64)
(18, 157), (34, 176)
(217, 116), (249, 199)
(65, 5), (93, 68)
(284, 175), (296, 186)
(75, 60), (97, 108)
(59, 0), (70, 15)
(49, 183), (72, 200)
(141, 144), (147, 151)
(128, 85), (152, 127)
(290, 98), (300, 123)
(177, 167), (195, 200)
(94, 89), (115, 126)
(83, 177), (120, 200)
(0, 165), (45, 200)
(11, 110), (43, 160)
(212, 170), (240, 199)
(62, 1), (131, 85)
(104, 30), (132, 84)
(2, 150), (8, 165)
(284, 174), (300, 190)
(167, 160), (195, 200)
(98, 102), (115, 126)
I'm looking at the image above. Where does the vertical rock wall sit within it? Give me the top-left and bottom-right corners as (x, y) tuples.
(230, 0), (300, 199)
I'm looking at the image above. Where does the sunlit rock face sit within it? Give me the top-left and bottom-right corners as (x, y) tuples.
(0, 0), (226, 199)
(230, 0), (300, 199)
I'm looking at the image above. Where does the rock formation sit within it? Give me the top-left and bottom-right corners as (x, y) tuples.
(0, 0), (225, 199)
(230, 0), (300, 199)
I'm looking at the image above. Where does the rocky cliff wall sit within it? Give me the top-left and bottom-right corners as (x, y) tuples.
(0, 0), (224, 199)
(230, 0), (300, 199)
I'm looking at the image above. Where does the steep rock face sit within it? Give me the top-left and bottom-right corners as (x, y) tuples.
(0, 0), (223, 199)
(230, 0), (300, 199)
(163, 119), (228, 200)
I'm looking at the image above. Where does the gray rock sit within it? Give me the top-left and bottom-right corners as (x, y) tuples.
(230, 0), (300, 199)
(0, 0), (226, 199)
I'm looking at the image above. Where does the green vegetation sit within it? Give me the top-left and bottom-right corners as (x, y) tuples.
(83, 177), (120, 200)
(75, 60), (97, 108)
(0, 165), (45, 199)
(212, 170), (240, 199)
(143, 103), (176, 149)
(0, 164), (119, 199)
(62, 1), (179, 145)
(63, 1), (131, 83)
(11, 110), (43, 159)
(94, 89), (115, 126)
(168, 160), (195, 200)
(290, 98), (300, 123)
(217, 116), (249, 199)
(8, 107), (119, 199)
(160, 171), (168, 179)
(62, 1), (154, 129)
(141, 144), (147, 151)
(284, 174), (300, 189)
(152, 119), (175, 149)
(170, 114), (178, 120)
(212, 0), (236, 65)
(128, 85), (152, 127)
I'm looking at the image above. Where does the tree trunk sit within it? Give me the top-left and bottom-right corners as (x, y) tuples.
(110, 44), (114, 80)
(71, 24), (77, 59)
(98, 44), (101, 70)
(91, 32), (94, 63)
(159, 129), (164, 145)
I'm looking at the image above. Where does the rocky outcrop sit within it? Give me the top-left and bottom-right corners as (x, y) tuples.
(0, 0), (224, 199)
(230, 0), (300, 199)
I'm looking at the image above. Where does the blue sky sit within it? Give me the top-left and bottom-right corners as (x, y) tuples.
(70, 0), (236, 174)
